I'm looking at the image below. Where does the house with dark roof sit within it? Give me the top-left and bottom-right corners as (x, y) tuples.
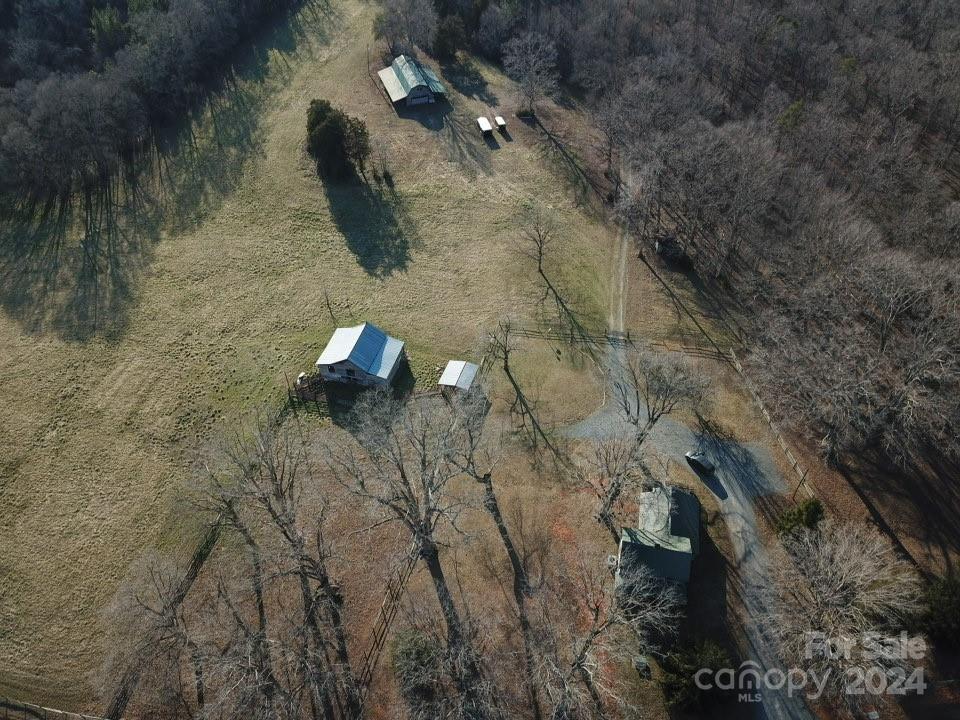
(315, 323), (405, 387)
(616, 485), (701, 590)
(377, 55), (447, 106)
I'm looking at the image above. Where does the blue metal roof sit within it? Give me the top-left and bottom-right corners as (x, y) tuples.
(316, 323), (405, 380)
(369, 335), (405, 380)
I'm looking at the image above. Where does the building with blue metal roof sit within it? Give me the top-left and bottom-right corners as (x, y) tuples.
(316, 322), (406, 386)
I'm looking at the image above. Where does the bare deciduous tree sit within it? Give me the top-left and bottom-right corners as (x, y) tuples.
(575, 433), (647, 544)
(532, 554), (681, 719)
(612, 348), (708, 443)
(516, 206), (593, 346)
(325, 390), (489, 718)
(216, 419), (360, 719)
(765, 520), (922, 715)
(488, 319), (565, 462)
(373, 0), (438, 56)
(503, 32), (559, 114)
(447, 386), (545, 719)
(104, 418), (360, 720)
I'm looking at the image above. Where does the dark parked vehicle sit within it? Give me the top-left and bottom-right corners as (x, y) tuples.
(685, 451), (715, 474)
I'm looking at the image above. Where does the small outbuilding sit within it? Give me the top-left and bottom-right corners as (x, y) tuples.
(477, 116), (493, 136)
(616, 485), (700, 589)
(378, 55), (447, 106)
(316, 322), (405, 387)
(439, 360), (479, 395)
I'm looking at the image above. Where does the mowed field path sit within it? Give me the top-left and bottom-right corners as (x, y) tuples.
(0, 1), (619, 708)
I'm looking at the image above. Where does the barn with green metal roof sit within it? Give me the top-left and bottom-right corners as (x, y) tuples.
(377, 55), (447, 106)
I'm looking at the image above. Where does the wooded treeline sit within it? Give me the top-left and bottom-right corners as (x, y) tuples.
(433, 0), (960, 467)
(0, 0), (301, 201)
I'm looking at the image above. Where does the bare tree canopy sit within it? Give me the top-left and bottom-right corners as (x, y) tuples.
(531, 554), (681, 720)
(325, 390), (490, 718)
(0, 0), (304, 201)
(407, 0), (960, 469)
(102, 418), (360, 720)
(373, 0), (438, 56)
(502, 32), (558, 113)
(611, 347), (709, 441)
(765, 520), (922, 714)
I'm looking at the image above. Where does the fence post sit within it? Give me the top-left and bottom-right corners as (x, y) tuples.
(791, 469), (808, 502)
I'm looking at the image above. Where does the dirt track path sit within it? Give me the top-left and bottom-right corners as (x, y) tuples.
(569, 234), (813, 720)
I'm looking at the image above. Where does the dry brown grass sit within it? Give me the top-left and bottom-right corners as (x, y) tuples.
(0, 0), (621, 708)
(0, 1), (850, 715)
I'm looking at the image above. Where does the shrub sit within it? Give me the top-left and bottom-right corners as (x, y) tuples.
(920, 576), (960, 649)
(343, 116), (371, 179)
(660, 640), (736, 711)
(391, 630), (445, 708)
(777, 99), (805, 132)
(305, 99), (369, 179)
(89, 6), (128, 62)
(776, 498), (824, 536)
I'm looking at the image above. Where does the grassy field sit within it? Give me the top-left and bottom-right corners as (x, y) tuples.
(0, 0), (823, 712)
(0, 0), (630, 708)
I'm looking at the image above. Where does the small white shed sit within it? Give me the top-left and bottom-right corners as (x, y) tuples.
(439, 360), (479, 394)
(477, 117), (493, 136)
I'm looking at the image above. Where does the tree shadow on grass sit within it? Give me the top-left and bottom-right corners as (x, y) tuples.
(836, 447), (960, 577)
(150, 0), (336, 233)
(533, 116), (606, 207)
(395, 101), (494, 178)
(0, 0), (336, 341)
(439, 58), (499, 106)
(0, 184), (160, 341)
(324, 179), (417, 278)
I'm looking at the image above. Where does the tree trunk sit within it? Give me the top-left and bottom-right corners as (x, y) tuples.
(596, 474), (626, 545)
(420, 539), (486, 718)
(312, 536), (362, 720)
(232, 520), (283, 714)
(479, 474), (542, 720)
(187, 640), (204, 710)
(294, 555), (338, 720)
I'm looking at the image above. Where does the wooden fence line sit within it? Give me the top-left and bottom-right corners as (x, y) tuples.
(728, 348), (814, 502)
(103, 515), (223, 719)
(0, 697), (112, 720)
(356, 541), (421, 709)
(511, 323), (730, 361)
